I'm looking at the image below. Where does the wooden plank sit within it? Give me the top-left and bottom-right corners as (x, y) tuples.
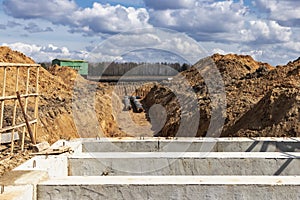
(31, 146), (71, 155)
(21, 67), (30, 150)
(0, 63), (40, 67)
(11, 67), (19, 153)
(32, 141), (50, 153)
(17, 91), (36, 144)
(0, 132), (19, 144)
(33, 66), (39, 142)
(0, 119), (37, 133)
(0, 67), (6, 145)
(0, 93), (38, 101)
(0, 145), (7, 151)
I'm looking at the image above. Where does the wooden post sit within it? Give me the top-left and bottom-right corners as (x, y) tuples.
(21, 68), (30, 149)
(16, 91), (36, 144)
(33, 66), (39, 142)
(0, 67), (6, 146)
(11, 67), (19, 153)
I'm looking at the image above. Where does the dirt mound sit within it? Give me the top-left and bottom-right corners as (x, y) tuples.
(211, 53), (274, 84)
(212, 53), (273, 71)
(38, 63), (126, 143)
(220, 56), (300, 136)
(0, 46), (35, 64)
(266, 57), (300, 86)
(0, 46), (125, 144)
(48, 64), (86, 85)
(225, 86), (300, 137)
(142, 54), (300, 137)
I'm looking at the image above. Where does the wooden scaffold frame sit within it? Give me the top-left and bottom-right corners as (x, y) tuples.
(0, 63), (40, 153)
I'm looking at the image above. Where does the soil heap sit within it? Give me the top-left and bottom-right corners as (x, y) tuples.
(0, 46), (35, 64)
(142, 54), (300, 137)
(0, 46), (125, 144)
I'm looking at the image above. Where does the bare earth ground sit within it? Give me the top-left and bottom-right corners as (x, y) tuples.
(0, 145), (32, 177)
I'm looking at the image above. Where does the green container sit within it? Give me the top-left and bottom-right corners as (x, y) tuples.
(52, 59), (88, 76)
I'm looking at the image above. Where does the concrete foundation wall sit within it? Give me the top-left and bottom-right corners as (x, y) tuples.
(0, 170), (49, 200)
(68, 152), (300, 176)
(0, 185), (34, 200)
(38, 176), (300, 200)
(7, 138), (300, 200)
(14, 155), (68, 178)
(81, 137), (300, 152)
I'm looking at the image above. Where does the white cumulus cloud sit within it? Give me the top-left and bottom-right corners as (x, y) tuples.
(148, 0), (247, 41)
(87, 28), (206, 64)
(1, 42), (85, 62)
(3, 0), (77, 24)
(70, 3), (151, 34)
(144, 0), (197, 10)
(240, 20), (292, 44)
(3, 0), (152, 35)
(253, 0), (300, 27)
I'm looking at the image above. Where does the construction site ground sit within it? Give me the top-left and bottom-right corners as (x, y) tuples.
(0, 46), (300, 178)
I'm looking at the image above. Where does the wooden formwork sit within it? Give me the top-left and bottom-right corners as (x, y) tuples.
(0, 63), (40, 152)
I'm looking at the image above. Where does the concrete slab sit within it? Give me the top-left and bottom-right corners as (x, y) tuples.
(70, 151), (300, 158)
(38, 176), (300, 200)
(0, 170), (49, 186)
(0, 170), (48, 200)
(0, 185), (33, 200)
(68, 152), (300, 176)
(14, 156), (68, 178)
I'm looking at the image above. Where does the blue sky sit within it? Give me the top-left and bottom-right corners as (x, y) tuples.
(0, 0), (300, 65)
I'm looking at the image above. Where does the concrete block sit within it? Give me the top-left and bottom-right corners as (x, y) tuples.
(159, 140), (218, 152)
(276, 141), (300, 152)
(32, 142), (50, 153)
(51, 140), (82, 154)
(82, 140), (159, 152)
(0, 185), (33, 200)
(217, 141), (277, 152)
(0, 132), (19, 144)
(37, 176), (300, 200)
(14, 156), (68, 178)
(68, 152), (300, 176)
(80, 137), (300, 152)
(0, 170), (48, 200)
